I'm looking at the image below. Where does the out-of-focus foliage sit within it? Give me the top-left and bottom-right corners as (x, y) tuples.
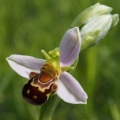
(0, 0), (120, 120)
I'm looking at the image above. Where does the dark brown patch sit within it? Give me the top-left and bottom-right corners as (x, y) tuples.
(22, 79), (53, 105)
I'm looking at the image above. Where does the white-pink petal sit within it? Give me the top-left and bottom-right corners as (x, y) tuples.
(60, 27), (81, 66)
(6, 54), (45, 79)
(57, 72), (88, 104)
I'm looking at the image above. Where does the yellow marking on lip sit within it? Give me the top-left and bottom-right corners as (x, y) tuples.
(30, 80), (53, 92)
(27, 89), (30, 94)
(33, 95), (37, 99)
(46, 93), (51, 99)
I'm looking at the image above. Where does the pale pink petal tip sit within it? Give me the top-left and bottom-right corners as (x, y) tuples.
(6, 54), (45, 79)
(60, 27), (81, 66)
(57, 72), (88, 104)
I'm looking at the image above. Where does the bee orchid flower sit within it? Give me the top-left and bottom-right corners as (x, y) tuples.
(6, 27), (88, 105)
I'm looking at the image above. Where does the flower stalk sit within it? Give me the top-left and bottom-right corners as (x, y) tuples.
(39, 95), (60, 120)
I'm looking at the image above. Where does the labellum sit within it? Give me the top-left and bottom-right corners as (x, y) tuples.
(22, 64), (59, 105)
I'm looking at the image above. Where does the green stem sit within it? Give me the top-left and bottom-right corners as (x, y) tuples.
(39, 100), (49, 120)
(39, 95), (60, 120)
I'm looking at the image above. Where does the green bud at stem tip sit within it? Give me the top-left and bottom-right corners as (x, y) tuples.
(70, 3), (113, 28)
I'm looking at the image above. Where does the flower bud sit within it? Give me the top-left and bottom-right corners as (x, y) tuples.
(70, 3), (119, 51)
(80, 15), (112, 50)
(70, 3), (112, 28)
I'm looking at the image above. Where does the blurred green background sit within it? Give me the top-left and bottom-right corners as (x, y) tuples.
(0, 0), (120, 120)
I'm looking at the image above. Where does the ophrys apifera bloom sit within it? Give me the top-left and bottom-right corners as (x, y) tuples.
(6, 27), (88, 105)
